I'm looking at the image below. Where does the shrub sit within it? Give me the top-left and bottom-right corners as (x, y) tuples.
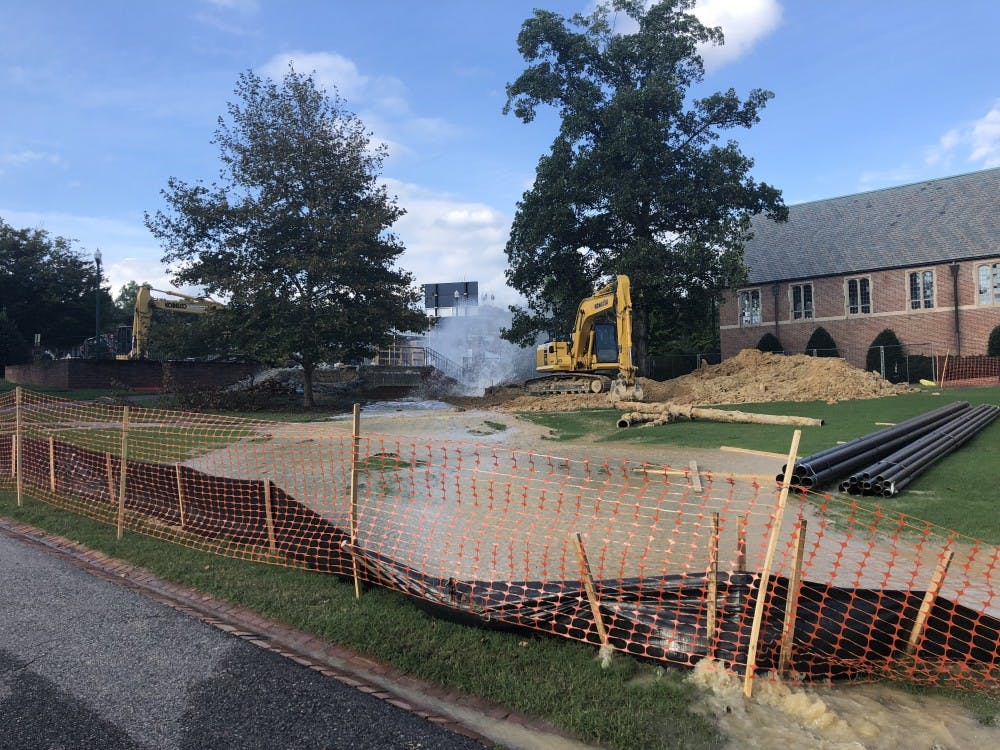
(866, 329), (907, 381)
(804, 326), (839, 357)
(989, 325), (1000, 357)
(756, 333), (783, 353)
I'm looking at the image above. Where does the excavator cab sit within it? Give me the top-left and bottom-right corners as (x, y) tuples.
(592, 323), (619, 364)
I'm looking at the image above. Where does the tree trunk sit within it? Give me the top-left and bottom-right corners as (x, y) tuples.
(302, 361), (315, 407)
(613, 401), (823, 428)
(633, 305), (651, 377)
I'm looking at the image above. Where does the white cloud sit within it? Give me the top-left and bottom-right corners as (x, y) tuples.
(693, 0), (782, 71)
(597, 1), (781, 69)
(925, 100), (1000, 170)
(0, 150), (61, 173)
(970, 103), (1000, 166)
(384, 179), (521, 308)
(203, 0), (259, 11)
(259, 51), (458, 161)
(261, 51), (370, 101)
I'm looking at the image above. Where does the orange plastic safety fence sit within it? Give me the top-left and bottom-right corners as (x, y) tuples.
(2, 388), (1000, 691)
(940, 353), (1000, 388)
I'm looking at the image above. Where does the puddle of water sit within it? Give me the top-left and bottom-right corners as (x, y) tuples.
(327, 399), (453, 420)
(689, 659), (1000, 749)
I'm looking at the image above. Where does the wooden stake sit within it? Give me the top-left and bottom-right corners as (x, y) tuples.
(49, 436), (56, 491)
(689, 460), (702, 492)
(263, 478), (278, 555)
(705, 512), (719, 658)
(349, 403), (362, 600)
(777, 519), (808, 676)
(571, 531), (611, 650)
(116, 406), (130, 540)
(721, 445), (795, 460)
(744, 429), (802, 698)
(906, 547), (954, 656)
(737, 514), (748, 573)
(106, 453), (115, 502)
(939, 353), (950, 391)
(15, 386), (23, 507)
(174, 463), (186, 529)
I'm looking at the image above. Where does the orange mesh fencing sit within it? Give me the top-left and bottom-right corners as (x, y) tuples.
(3, 387), (1000, 693)
(940, 353), (1000, 388)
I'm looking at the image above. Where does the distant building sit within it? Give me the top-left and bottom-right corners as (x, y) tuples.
(720, 168), (1000, 367)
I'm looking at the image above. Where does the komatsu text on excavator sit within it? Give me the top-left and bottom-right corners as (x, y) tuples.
(527, 274), (644, 401)
(119, 283), (226, 360)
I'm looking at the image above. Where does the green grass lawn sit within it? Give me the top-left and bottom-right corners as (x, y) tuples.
(522, 386), (1000, 543)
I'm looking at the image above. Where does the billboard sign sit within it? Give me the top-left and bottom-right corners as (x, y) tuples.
(423, 281), (479, 310)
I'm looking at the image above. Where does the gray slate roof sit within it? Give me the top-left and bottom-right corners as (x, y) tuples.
(743, 167), (1000, 284)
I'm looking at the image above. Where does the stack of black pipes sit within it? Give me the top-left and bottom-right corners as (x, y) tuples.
(779, 401), (1000, 497)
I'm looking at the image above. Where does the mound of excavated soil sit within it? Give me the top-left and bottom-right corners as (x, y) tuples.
(497, 349), (915, 413)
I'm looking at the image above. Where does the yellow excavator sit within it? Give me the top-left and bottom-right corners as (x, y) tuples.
(527, 274), (644, 401)
(119, 283), (226, 360)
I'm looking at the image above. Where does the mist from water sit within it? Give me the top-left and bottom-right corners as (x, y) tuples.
(420, 304), (537, 395)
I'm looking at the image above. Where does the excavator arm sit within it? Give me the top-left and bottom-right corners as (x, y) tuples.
(123, 283), (226, 360)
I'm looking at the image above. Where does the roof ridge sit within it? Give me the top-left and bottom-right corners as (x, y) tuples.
(784, 166), (1000, 209)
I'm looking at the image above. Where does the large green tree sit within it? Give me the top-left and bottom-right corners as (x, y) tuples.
(0, 218), (115, 351)
(146, 68), (427, 405)
(502, 0), (786, 369)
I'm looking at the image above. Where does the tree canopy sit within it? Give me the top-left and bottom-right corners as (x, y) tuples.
(0, 218), (115, 353)
(146, 67), (427, 404)
(502, 0), (786, 368)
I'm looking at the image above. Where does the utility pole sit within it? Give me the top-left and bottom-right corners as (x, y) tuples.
(94, 249), (103, 340)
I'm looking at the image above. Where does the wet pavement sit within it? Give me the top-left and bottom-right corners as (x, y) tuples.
(0, 520), (594, 750)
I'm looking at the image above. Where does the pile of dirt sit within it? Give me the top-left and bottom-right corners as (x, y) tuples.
(497, 349), (915, 413)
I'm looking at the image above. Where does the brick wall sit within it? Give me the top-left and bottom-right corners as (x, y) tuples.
(5, 360), (258, 391)
(721, 257), (1000, 367)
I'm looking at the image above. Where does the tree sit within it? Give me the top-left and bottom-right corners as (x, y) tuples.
(0, 218), (115, 350)
(146, 67), (427, 405)
(114, 281), (141, 325)
(866, 329), (905, 381)
(989, 325), (1000, 357)
(0, 309), (31, 369)
(501, 0), (786, 369)
(805, 326), (839, 357)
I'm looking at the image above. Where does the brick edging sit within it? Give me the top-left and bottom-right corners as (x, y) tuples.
(0, 516), (582, 748)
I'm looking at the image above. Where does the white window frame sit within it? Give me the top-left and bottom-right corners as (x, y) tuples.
(976, 261), (1000, 306)
(908, 269), (935, 310)
(790, 283), (814, 320)
(738, 288), (762, 326)
(846, 276), (872, 315)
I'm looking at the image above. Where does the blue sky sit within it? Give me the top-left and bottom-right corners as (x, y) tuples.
(2, 0), (998, 307)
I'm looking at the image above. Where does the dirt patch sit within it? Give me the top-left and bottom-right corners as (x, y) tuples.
(492, 349), (915, 413)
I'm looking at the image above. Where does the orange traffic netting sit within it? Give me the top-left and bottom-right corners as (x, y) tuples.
(2, 387), (1000, 693)
(940, 353), (1000, 388)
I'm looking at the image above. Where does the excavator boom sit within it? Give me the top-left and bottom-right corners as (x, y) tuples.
(120, 283), (226, 360)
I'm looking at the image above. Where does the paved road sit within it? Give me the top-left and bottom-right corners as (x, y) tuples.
(0, 533), (487, 750)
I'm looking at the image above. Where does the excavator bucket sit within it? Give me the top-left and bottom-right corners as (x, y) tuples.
(609, 378), (643, 403)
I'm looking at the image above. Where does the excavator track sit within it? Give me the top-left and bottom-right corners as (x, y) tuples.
(524, 374), (611, 396)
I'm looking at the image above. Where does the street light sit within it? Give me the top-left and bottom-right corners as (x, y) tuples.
(94, 249), (102, 340)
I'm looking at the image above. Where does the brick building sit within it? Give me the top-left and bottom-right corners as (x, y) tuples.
(720, 168), (1000, 369)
